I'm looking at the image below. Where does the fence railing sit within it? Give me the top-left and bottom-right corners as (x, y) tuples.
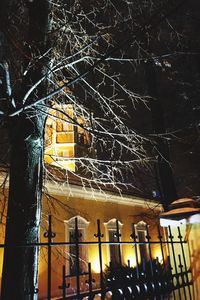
(0, 215), (193, 300)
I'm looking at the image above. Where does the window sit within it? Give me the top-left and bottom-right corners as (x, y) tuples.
(65, 216), (89, 275)
(44, 104), (92, 171)
(136, 221), (149, 263)
(105, 219), (123, 266)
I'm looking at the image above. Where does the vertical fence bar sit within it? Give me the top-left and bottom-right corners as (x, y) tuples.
(44, 215), (56, 300)
(74, 217), (80, 299)
(88, 262), (93, 299)
(47, 216), (52, 300)
(168, 226), (182, 300)
(158, 226), (165, 266)
(167, 255), (176, 300)
(146, 224), (154, 277)
(94, 219), (104, 300)
(177, 226), (192, 300)
(62, 265), (66, 300)
(178, 254), (187, 300)
(130, 223), (139, 280)
(158, 226), (168, 299)
(115, 219), (122, 266)
(59, 265), (68, 300)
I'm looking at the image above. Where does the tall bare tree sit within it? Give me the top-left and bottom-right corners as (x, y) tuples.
(0, 1), (149, 298)
(0, 1), (52, 299)
(0, 0), (199, 299)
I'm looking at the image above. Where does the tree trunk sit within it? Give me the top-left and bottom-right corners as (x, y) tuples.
(1, 113), (45, 300)
(1, 1), (52, 299)
(145, 60), (177, 210)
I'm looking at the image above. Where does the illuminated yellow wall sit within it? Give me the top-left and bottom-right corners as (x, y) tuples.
(2, 186), (200, 300)
(165, 223), (200, 300)
(189, 223), (200, 299)
(0, 187), (163, 300)
(38, 192), (161, 299)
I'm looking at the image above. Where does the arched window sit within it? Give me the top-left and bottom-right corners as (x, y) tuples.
(65, 216), (89, 275)
(136, 221), (149, 263)
(104, 219), (123, 266)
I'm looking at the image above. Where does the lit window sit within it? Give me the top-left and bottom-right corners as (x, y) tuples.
(136, 221), (149, 263)
(105, 219), (123, 266)
(65, 216), (89, 275)
(44, 104), (92, 171)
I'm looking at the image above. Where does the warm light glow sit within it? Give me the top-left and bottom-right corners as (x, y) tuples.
(0, 250), (3, 285)
(91, 257), (101, 273)
(124, 251), (136, 268)
(51, 159), (75, 172)
(89, 247), (107, 273)
(153, 250), (163, 263)
(44, 104), (90, 172)
(38, 249), (48, 274)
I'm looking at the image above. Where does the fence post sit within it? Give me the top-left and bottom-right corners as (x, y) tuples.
(168, 225), (182, 300)
(74, 217), (81, 298)
(177, 226), (192, 300)
(167, 255), (176, 300)
(94, 219), (105, 300)
(62, 265), (66, 299)
(88, 262), (93, 299)
(158, 226), (166, 266)
(130, 223), (139, 279)
(44, 215), (56, 300)
(115, 219), (122, 266)
(146, 224), (154, 277)
(178, 254), (187, 300)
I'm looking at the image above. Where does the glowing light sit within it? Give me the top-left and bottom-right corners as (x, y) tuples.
(160, 217), (186, 227)
(91, 257), (101, 273)
(153, 250), (163, 263)
(124, 252), (136, 268)
(51, 160), (75, 172)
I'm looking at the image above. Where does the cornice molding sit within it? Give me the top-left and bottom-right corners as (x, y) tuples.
(44, 180), (163, 211)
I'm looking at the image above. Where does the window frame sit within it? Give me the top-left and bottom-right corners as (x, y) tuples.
(136, 220), (149, 263)
(65, 216), (90, 276)
(104, 218), (123, 266)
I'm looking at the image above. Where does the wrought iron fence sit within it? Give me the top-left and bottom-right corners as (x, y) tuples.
(0, 215), (193, 300)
